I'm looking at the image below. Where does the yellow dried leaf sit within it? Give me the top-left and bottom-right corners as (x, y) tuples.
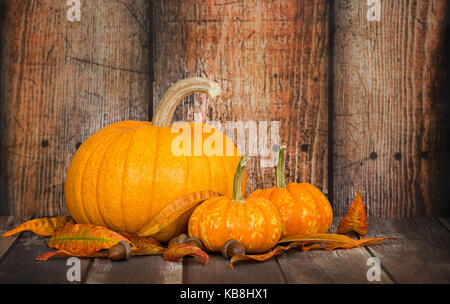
(2, 216), (69, 237)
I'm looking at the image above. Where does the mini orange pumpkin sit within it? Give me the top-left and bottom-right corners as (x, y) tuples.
(249, 146), (333, 236)
(64, 78), (243, 242)
(188, 155), (283, 253)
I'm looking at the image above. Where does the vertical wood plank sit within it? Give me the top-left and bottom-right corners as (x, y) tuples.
(0, 0), (150, 216)
(333, 0), (450, 216)
(153, 0), (329, 195)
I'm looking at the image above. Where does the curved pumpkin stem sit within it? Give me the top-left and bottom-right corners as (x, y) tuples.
(152, 77), (222, 127)
(232, 154), (249, 203)
(276, 146), (287, 188)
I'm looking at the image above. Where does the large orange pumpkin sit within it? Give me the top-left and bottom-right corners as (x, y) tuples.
(64, 78), (243, 242)
(188, 155), (283, 253)
(248, 146), (332, 236)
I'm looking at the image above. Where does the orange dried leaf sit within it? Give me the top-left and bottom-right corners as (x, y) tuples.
(279, 233), (359, 246)
(163, 243), (209, 265)
(2, 216), (69, 237)
(228, 234), (393, 268)
(337, 190), (368, 235)
(357, 237), (394, 246)
(47, 223), (130, 256)
(66, 218), (77, 226)
(278, 233), (392, 251)
(138, 191), (220, 236)
(36, 249), (71, 261)
(228, 243), (299, 269)
(119, 232), (165, 255)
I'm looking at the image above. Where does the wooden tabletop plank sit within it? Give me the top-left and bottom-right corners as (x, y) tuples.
(183, 254), (286, 284)
(85, 255), (182, 284)
(277, 246), (393, 284)
(0, 231), (91, 284)
(363, 218), (450, 284)
(0, 216), (21, 261)
(1, 217), (448, 283)
(276, 218), (393, 284)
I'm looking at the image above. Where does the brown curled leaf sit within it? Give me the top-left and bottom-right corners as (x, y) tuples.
(337, 190), (368, 236)
(47, 223), (130, 256)
(278, 233), (393, 251)
(279, 233), (360, 246)
(228, 243), (302, 269)
(138, 191), (220, 237)
(228, 233), (393, 268)
(2, 216), (69, 237)
(119, 232), (165, 254)
(163, 243), (209, 265)
(356, 237), (394, 246)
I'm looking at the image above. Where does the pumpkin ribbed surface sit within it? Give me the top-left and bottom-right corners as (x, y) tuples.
(188, 196), (282, 253)
(65, 121), (242, 242)
(249, 183), (332, 236)
(64, 78), (243, 242)
(248, 146), (332, 236)
(188, 155), (283, 253)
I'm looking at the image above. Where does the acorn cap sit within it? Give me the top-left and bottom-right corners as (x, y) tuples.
(184, 237), (204, 250)
(222, 239), (245, 259)
(168, 233), (189, 247)
(108, 241), (132, 261)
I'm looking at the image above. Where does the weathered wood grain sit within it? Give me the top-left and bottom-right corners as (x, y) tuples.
(85, 256), (182, 284)
(276, 217), (393, 283)
(333, 0), (450, 216)
(0, 217), (448, 283)
(183, 253), (286, 284)
(0, 0), (150, 216)
(0, 231), (92, 283)
(0, 216), (21, 261)
(153, 0), (330, 196)
(363, 218), (450, 283)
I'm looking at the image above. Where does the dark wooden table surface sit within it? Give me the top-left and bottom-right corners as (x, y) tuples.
(0, 216), (449, 284)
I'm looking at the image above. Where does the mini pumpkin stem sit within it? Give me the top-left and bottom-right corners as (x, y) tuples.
(232, 154), (249, 203)
(152, 77), (222, 127)
(276, 146), (287, 188)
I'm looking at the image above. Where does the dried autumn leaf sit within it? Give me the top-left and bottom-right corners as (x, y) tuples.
(337, 190), (368, 235)
(228, 243), (300, 269)
(119, 232), (165, 255)
(228, 234), (393, 268)
(66, 218), (77, 226)
(163, 243), (209, 265)
(278, 233), (392, 251)
(279, 233), (359, 246)
(356, 237), (393, 246)
(2, 216), (69, 237)
(138, 190), (220, 236)
(44, 223), (130, 257)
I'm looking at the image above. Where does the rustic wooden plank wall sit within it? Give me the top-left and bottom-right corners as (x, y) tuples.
(0, 0), (150, 216)
(0, 0), (448, 217)
(153, 0), (330, 195)
(333, 0), (450, 216)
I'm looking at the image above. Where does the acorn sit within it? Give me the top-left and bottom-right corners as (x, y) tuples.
(108, 241), (132, 261)
(221, 239), (246, 259)
(184, 237), (204, 250)
(168, 233), (189, 247)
